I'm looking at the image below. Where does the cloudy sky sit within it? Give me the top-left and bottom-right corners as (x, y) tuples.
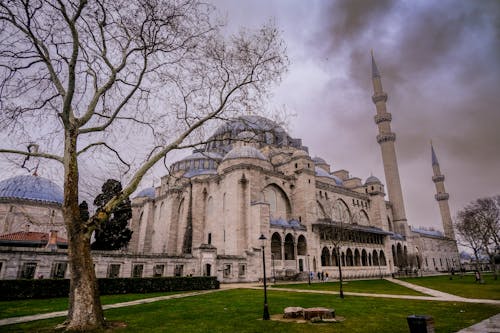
(210, 0), (500, 230)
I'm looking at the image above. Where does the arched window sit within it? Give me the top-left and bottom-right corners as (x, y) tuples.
(271, 233), (282, 260)
(321, 247), (331, 266)
(372, 250), (379, 266)
(284, 233), (295, 260)
(341, 251), (346, 266)
(297, 235), (307, 255)
(346, 248), (354, 266)
(354, 249), (361, 266)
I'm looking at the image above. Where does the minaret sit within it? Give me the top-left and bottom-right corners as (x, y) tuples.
(370, 52), (409, 236)
(431, 143), (455, 239)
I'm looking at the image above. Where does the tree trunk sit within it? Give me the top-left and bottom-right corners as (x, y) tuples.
(63, 128), (105, 331)
(66, 228), (104, 330)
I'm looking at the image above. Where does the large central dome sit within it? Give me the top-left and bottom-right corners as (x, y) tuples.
(205, 115), (305, 153)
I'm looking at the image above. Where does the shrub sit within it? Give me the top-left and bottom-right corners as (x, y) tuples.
(0, 276), (219, 300)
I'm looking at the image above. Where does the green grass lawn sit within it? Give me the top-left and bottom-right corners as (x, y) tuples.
(272, 278), (426, 296)
(4, 289), (500, 333)
(0, 291), (186, 320)
(402, 273), (500, 299)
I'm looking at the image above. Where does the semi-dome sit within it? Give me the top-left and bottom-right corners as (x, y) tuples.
(223, 146), (267, 161)
(135, 187), (155, 198)
(365, 175), (381, 185)
(315, 167), (343, 186)
(0, 175), (63, 204)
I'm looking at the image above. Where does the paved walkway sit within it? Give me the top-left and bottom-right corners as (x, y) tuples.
(0, 279), (498, 332)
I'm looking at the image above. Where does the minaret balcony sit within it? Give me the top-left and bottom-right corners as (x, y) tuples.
(435, 193), (449, 201)
(374, 113), (392, 124)
(376, 132), (396, 144)
(432, 175), (445, 183)
(372, 92), (388, 103)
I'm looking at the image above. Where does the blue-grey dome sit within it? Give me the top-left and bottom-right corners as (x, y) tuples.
(135, 187), (155, 198)
(0, 175), (63, 204)
(313, 156), (328, 165)
(365, 175), (381, 185)
(315, 167), (343, 186)
(223, 146), (267, 161)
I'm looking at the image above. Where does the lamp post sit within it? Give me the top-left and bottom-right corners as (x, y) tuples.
(259, 234), (270, 320)
(307, 254), (311, 285)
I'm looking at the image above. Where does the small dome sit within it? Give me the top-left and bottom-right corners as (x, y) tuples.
(315, 167), (343, 185)
(135, 187), (155, 198)
(365, 175), (381, 185)
(313, 156), (328, 165)
(223, 146), (267, 161)
(292, 149), (309, 158)
(0, 175), (63, 204)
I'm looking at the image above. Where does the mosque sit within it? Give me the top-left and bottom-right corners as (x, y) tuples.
(0, 56), (459, 281)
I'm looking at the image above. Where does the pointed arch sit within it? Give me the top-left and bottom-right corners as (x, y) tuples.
(354, 249), (361, 266)
(321, 247), (331, 266)
(358, 210), (370, 225)
(372, 250), (379, 266)
(346, 248), (354, 266)
(271, 232), (282, 260)
(379, 250), (387, 266)
(333, 199), (351, 224)
(262, 184), (291, 219)
(284, 233), (295, 260)
(297, 235), (307, 255)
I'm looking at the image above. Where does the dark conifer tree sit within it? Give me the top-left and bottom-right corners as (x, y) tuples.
(91, 180), (132, 250)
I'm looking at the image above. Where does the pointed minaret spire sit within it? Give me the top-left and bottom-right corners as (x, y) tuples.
(431, 141), (439, 166)
(370, 52), (409, 237)
(371, 50), (381, 78)
(430, 143), (455, 240)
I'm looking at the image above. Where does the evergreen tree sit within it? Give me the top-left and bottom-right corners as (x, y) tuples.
(91, 180), (132, 250)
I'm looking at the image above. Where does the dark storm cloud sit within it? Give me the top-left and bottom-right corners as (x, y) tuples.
(304, 0), (500, 227)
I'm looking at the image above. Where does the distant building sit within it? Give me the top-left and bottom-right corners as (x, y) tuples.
(0, 56), (459, 281)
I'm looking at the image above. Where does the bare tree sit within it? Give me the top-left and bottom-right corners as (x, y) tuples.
(455, 195), (500, 281)
(0, 0), (287, 330)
